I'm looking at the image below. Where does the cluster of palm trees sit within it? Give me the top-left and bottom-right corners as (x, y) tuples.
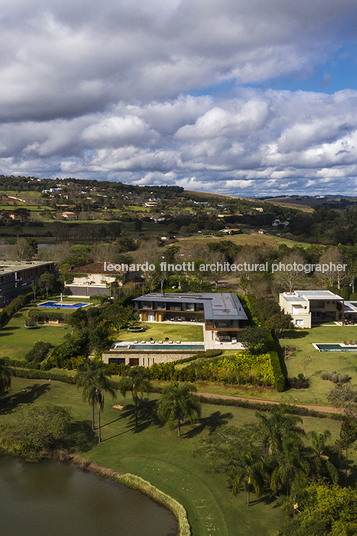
(74, 361), (202, 441)
(198, 407), (341, 508)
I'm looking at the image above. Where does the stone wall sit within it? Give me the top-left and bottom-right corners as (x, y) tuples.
(102, 351), (196, 367)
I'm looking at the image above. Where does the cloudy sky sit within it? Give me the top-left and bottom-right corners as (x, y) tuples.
(1, 0), (357, 197)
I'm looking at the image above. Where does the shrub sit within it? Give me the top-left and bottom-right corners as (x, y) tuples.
(25, 341), (52, 363)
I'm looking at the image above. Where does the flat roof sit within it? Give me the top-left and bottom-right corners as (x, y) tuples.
(0, 261), (54, 275)
(133, 292), (248, 321)
(281, 290), (342, 302)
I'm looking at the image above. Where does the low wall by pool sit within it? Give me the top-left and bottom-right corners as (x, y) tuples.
(102, 350), (201, 366)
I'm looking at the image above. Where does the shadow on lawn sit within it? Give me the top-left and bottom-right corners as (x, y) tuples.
(0, 325), (21, 336)
(1, 383), (51, 414)
(118, 399), (164, 433)
(183, 411), (233, 438)
(281, 330), (309, 340)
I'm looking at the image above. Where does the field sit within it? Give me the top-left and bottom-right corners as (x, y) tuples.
(2, 377), (349, 536)
(176, 232), (312, 252)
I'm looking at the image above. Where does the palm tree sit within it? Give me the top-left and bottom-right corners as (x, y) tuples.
(0, 358), (12, 410)
(255, 407), (305, 455)
(270, 437), (310, 496)
(306, 430), (339, 484)
(157, 381), (201, 437)
(118, 366), (153, 430)
(230, 448), (265, 507)
(74, 359), (116, 442)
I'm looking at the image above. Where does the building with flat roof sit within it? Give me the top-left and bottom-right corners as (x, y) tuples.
(0, 261), (56, 307)
(279, 290), (343, 328)
(133, 292), (248, 342)
(65, 262), (141, 297)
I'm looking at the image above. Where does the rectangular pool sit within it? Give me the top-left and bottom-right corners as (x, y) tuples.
(38, 301), (89, 309)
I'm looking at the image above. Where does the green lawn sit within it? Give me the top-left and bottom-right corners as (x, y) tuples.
(3, 377), (348, 536)
(116, 322), (204, 342)
(0, 308), (69, 360)
(279, 325), (357, 405)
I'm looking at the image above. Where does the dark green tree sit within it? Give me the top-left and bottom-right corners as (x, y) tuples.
(118, 366), (153, 430)
(74, 360), (116, 442)
(157, 381), (201, 436)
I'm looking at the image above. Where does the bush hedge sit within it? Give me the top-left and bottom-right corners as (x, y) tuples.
(198, 396), (343, 421)
(117, 473), (190, 536)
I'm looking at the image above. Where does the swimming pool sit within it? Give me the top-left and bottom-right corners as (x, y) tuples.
(38, 301), (89, 309)
(313, 343), (357, 352)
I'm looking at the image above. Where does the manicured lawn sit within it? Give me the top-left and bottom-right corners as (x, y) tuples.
(281, 325), (357, 405)
(0, 308), (69, 360)
(116, 322), (204, 342)
(3, 377), (347, 536)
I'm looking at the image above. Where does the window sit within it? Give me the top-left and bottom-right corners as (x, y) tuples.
(296, 319), (303, 326)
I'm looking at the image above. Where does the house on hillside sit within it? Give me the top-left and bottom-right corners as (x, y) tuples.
(133, 292), (248, 342)
(279, 290), (343, 328)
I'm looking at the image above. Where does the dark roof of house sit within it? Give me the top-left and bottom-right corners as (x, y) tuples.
(133, 292), (248, 321)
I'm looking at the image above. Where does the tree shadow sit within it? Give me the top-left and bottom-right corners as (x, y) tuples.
(281, 330), (309, 339)
(118, 398), (164, 433)
(183, 411), (234, 438)
(0, 326), (21, 336)
(1, 383), (51, 414)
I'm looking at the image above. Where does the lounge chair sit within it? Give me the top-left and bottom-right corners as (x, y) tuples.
(231, 338), (237, 344)
(158, 340), (163, 344)
(169, 340), (173, 344)
(176, 340), (181, 344)
(141, 340), (146, 344)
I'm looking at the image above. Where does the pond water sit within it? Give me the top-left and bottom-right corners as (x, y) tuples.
(0, 457), (177, 536)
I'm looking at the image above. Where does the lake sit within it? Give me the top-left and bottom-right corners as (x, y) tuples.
(0, 457), (177, 536)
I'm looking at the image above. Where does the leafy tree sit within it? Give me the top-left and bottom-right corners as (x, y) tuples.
(275, 483), (357, 536)
(31, 280), (38, 301)
(38, 271), (57, 298)
(74, 360), (116, 442)
(238, 327), (270, 354)
(157, 381), (201, 436)
(265, 313), (293, 337)
(17, 403), (73, 453)
(118, 366), (153, 430)
(25, 341), (52, 363)
(327, 383), (357, 419)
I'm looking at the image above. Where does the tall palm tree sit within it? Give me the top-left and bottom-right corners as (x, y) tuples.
(270, 437), (310, 496)
(0, 358), (12, 410)
(306, 430), (339, 484)
(231, 448), (265, 507)
(255, 407), (305, 455)
(157, 381), (201, 437)
(118, 366), (153, 430)
(74, 359), (116, 442)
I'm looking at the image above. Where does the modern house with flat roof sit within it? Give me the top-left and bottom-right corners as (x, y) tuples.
(133, 292), (248, 342)
(0, 261), (56, 307)
(279, 290), (343, 328)
(65, 262), (141, 297)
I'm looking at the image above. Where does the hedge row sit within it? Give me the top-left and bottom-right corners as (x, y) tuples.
(245, 294), (286, 391)
(11, 368), (76, 384)
(117, 473), (190, 536)
(198, 395), (343, 421)
(28, 309), (72, 323)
